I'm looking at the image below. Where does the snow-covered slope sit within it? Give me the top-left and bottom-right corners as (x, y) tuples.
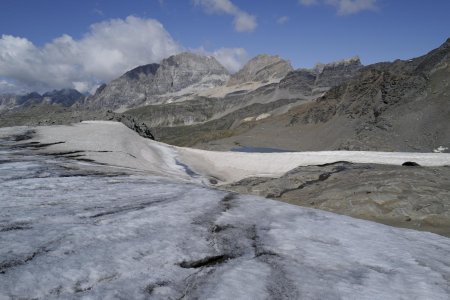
(1, 133), (449, 299)
(26, 121), (450, 184)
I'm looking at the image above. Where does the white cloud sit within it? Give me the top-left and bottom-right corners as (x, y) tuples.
(193, 0), (257, 32)
(277, 16), (290, 24)
(299, 0), (378, 15)
(212, 48), (248, 73)
(72, 82), (91, 94)
(0, 16), (251, 94)
(0, 16), (182, 93)
(194, 46), (248, 73)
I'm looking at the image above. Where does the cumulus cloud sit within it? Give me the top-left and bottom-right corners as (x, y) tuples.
(299, 0), (378, 15)
(277, 16), (290, 24)
(194, 46), (248, 73)
(0, 15), (251, 94)
(0, 16), (182, 93)
(211, 48), (248, 73)
(193, 0), (257, 32)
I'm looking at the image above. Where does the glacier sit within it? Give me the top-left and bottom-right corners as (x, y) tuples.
(0, 124), (450, 299)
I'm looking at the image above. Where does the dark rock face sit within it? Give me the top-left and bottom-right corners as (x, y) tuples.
(98, 110), (156, 140)
(278, 69), (316, 94)
(278, 57), (363, 97)
(296, 52), (442, 126)
(228, 54), (293, 86)
(314, 57), (363, 88)
(123, 64), (160, 81)
(85, 52), (230, 110)
(119, 118), (155, 140)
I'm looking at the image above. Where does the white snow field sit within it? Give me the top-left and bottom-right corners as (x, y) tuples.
(0, 122), (450, 299)
(23, 121), (450, 184)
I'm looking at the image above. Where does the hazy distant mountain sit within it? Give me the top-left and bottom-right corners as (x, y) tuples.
(42, 89), (86, 106)
(0, 89), (84, 111)
(85, 52), (230, 110)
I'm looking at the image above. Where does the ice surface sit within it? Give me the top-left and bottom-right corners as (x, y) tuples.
(1, 131), (450, 299)
(24, 122), (450, 185)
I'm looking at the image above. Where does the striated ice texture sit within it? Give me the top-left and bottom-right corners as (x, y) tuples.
(1, 138), (450, 299)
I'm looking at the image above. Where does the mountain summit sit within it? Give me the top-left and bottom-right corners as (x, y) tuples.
(86, 52), (229, 110)
(227, 54), (293, 86)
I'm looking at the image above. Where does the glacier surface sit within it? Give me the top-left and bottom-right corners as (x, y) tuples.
(0, 128), (450, 299)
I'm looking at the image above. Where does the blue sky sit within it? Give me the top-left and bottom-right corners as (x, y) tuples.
(0, 0), (449, 93)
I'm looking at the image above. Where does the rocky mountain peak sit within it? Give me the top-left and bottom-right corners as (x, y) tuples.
(161, 52), (227, 73)
(277, 56), (364, 98)
(313, 56), (363, 88)
(411, 37), (450, 74)
(153, 52), (229, 94)
(314, 56), (362, 74)
(227, 54), (293, 86)
(444, 37), (450, 46)
(85, 52), (230, 110)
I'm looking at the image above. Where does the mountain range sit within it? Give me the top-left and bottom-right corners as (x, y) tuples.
(0, 38), (449, 153)
(0, 89), (84, 110)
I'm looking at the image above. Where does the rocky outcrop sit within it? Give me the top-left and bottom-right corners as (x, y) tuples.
(314, 56), (363, 89)
(223, 162), (450, 236)
(278, 56), (363, 97)
(85, 52), (230, 110)
(227, 54), (293, 86)
(296, 48), (445, 126)
(278, 69), (317, 96)
(107, 112), (155, 140)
